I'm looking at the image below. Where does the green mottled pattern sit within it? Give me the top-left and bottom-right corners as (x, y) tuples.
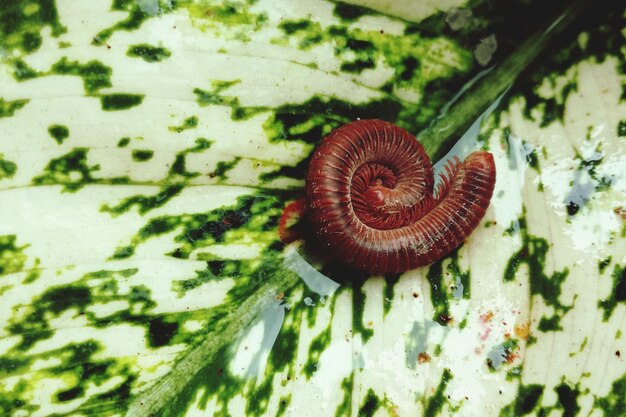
(47, 124), (69, 144)
(0, 156), (18, 180)
(127, 43), (172, 62)
(0, 98), (30, 118)
(0, 0), (625, 417)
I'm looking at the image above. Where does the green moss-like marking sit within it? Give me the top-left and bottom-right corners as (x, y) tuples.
(450, 252), (470, 300)
(169, 153), (198, 179)
(595, 373), (626, 415)
(186, 1), (268, 34)
(0, 356), (29, 375)
(0, 380), (34, 414)
(424, 368), (453, 417)
(538, 315), (564, 331)
(169, 116), (199, 133)
(569, 337), (589, 357)
(12, 58), (38, 81)
(100, 94), (144, 111)
(0, 0), (66, 54)
(8, 285), (91, 350)
(102, 138), (213, 218)
(31, 148), (96, 190)
(93, 0), (176, 45)
(0, 235), (28, 276)
(275, 395), (291, 417)
(383, 273), (401, 317)
(4, 269), (158, 357)
(110, 193), (283, 262)
(523, 80), (577, 128)
(275, 19), (471, 98)
(599, 256), (612, 273)
(56, 386), (83, 402)
(618, 120), (626, 137)
(147, 317), (179, 347)
(263, 95), (399, 145)
(172, 261), (240, 295)
(502, 378), (582, 416)
(351, 283), (374, 343)
(503, 214), (572, 332)
(103, 184), (184, 218)
(0, 265), (163, 408)
(427, 258), (449, 325)
(127, 43), (171, 62)
(279, 20), (310, 35)
(53, 341), (118, 403)
(193, 80), (267, 121)
(516, 3), (625, 129)
(117, 137), (131, 147)
(41, 286), (91, 314)
(333, 2), (371, 21)
(555, 383), (580, 417)
(10, 57), (113, 96)
(334, 374), (354, 417)
(340, 57), (375, 74)
(50, 57), (112, 95)
(426, 248), (469, 325)
(32, 148), (130, 191)
(0, 98), (30, 118)
(0, 155), (18, 180)
(357, 389), (381, 417)
(580, 336), (588, 351)
(47, 124), (69, 144)
(599, 264), (626, 321)
(303, 325), (331, 378)
(94, 373), (135, 404)
(499, 384), (544, 416)
(245, 375), (272, 416)
(193, 85), (239, 107)
(111, 245), (134, 259)
(211, 157), (241, 180)
(131, 149), (154, 162)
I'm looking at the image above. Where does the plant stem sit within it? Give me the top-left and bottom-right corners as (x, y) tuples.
(420, 0), (593, 162)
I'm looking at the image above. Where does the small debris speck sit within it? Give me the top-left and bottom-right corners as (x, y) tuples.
(445, 8), (472, 31)
(474, 34), (497, 66)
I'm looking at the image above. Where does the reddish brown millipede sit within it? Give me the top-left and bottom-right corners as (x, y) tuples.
(281, 119), (496, 275)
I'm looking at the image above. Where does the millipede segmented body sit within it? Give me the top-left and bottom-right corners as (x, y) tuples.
(304, 119), (496, 274)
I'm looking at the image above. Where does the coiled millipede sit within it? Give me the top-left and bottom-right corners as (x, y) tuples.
(281, 119), (496, 275)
